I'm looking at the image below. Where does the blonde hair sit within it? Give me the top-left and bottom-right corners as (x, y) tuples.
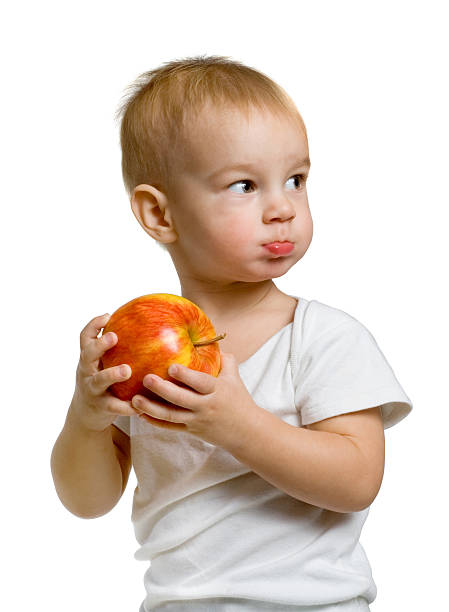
(115, 54), (307, 250)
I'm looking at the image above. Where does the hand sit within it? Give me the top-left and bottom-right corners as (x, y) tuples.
(70, 313), (138, 432)
(131, 352), (258, 448)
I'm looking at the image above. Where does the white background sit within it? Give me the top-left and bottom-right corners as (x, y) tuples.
(2, 1), (447, 610)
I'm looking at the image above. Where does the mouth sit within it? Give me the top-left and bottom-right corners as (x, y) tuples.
(263, 241), (294, 255)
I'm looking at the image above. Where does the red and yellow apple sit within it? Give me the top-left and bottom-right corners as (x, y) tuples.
(99, 293), (226, 402)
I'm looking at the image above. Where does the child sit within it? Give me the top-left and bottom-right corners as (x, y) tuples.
(51, 55), (413, 611)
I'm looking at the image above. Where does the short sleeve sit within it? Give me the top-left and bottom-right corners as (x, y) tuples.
(112, 415), (131, 436)
(293, 320), (413, 430)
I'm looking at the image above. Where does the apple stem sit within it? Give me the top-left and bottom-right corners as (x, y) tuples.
(193, 333), (227, 347)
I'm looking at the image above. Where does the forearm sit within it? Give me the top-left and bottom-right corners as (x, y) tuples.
(50, 404), (123, 519)
(226, 403), (370, 513)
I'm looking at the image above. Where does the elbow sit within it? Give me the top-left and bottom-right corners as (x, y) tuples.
(349, 445), (385, 512)
(52, 484), (121, 520)
(71, 508), (115, 520)
(339, 493), (376, 514)
(61, 496), (119, 519)
(351, 473), (384, 513)
(350, 498), (374, 513)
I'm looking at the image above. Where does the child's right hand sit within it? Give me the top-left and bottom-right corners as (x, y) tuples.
(70, 313), (137, 433)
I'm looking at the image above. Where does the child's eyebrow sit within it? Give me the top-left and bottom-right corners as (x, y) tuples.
(207, 156), (311, 180)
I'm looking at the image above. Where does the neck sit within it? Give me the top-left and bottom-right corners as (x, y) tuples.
(179, 279), (281, 323)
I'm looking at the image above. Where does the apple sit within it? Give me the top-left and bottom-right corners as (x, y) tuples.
(99, 293), (226, 402)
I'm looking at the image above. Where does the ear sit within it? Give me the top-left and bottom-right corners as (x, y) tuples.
(130, 184), (178, 245)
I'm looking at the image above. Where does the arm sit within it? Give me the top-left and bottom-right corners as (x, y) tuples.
(129, 354), (385, 513)
(51, 313), (136, 519)
(227, 405), (385, 513)
(50, 406), (131, 519)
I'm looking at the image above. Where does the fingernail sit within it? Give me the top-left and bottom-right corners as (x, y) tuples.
(132, 396), (141, 407)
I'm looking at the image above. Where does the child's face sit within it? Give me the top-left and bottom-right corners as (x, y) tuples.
(162, 104), (312, 284)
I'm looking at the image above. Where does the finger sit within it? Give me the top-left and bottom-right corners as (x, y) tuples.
(132, 394), (193, 424)
(80, 313), (111, 351)
(142, 374), (202, 411)
(105, 395), (142, 418)
(217, 352), (238, 374)
(167, 364), (216, 394)
(81, 330), (117, 371)
(89, 363), (131, 395)
(136, 411), (188, 431)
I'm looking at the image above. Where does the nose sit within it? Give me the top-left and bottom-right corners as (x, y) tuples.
(262, 194), (296, 223)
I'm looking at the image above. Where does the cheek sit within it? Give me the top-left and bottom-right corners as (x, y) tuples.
(296, 208), (314, 250)
(207, 215), (256, 253)
(299, 208), (313, 233)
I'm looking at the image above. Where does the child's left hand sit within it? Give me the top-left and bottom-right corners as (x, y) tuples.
(131, 352), (258, 448)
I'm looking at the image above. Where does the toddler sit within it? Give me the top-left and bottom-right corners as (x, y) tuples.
(51, 55), (413, 611)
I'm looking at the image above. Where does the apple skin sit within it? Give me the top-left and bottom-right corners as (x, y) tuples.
(99, 293), (225, 402)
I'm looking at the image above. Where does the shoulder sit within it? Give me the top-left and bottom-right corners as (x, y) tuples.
(302, 298), (361, 328)
(294, 298), (370, 354)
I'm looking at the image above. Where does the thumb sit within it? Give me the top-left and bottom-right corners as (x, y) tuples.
(219, 351), (238, 373)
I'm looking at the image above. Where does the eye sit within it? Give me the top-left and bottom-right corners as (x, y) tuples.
(286, 174), (306, 190)
(228, 180), (255, 194)
(228, 174), (307, 194)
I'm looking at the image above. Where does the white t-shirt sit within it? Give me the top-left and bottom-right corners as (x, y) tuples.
(113, 296), (413, 611)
